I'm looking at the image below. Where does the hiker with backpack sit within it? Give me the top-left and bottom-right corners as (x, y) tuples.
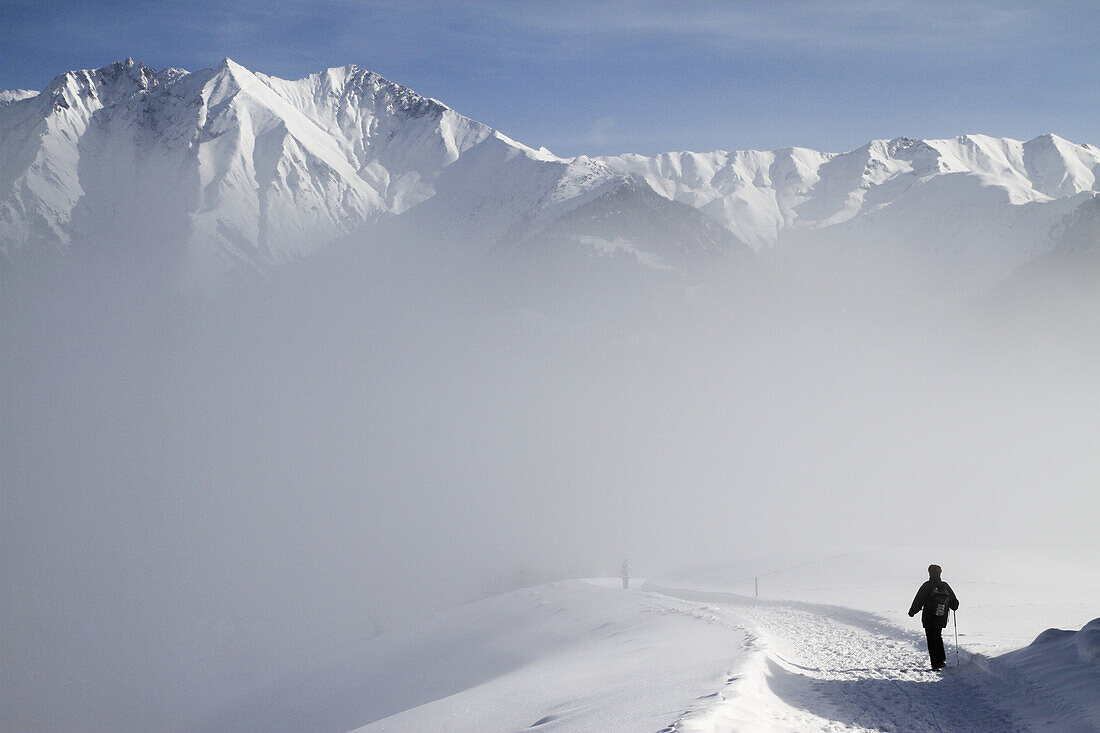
(908, 564), (960, 670)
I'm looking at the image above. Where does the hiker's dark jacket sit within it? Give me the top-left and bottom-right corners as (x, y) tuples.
(909, 580), (959, 628)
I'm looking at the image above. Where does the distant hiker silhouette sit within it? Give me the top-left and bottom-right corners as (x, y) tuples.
(909, 564), (959, 670)
(621, 559), (631, 590)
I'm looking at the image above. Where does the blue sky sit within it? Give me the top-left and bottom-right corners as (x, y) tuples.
(2, 0), (1097, 155)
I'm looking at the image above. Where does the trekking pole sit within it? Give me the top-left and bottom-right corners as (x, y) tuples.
(954, 611), (959, 667)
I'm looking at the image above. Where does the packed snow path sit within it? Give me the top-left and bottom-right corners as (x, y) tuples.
(333, 578), (1095, 733)
(645, 585), (1056, 733)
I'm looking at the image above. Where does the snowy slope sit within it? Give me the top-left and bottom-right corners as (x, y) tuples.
(647, 546), (1100, 657)
(0, 59), (522, 282)
(601, 135), (1100, 247)
(190, 549), (1099, 732)
(2, 59), (1099, 291)
(643, 547), (1100, 733)
(993, 619), (1100, 730)
(0, 89), (36, 107)
(603, 136), (1100, 297)
(978, 194), (1100, 339)
(190, 580), (751, 733)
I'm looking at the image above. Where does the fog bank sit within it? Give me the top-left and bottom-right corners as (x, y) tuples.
(2, 232), (1098, 731)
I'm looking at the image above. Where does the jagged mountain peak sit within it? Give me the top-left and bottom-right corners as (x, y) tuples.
(255, 62), (452, 129)
(45, 57), (156, 90)
(216, 56), (243, 72)
(41, 58), (158, 111)
(0, 58), (525, 276)
(2, 58), (1099, 293)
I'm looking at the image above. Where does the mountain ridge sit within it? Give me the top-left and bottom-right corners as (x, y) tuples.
(2, 59), (1098, 291)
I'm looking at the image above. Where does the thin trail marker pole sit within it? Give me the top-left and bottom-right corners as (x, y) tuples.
(954, 612), (959, 667)
(755, 577), (758, 598)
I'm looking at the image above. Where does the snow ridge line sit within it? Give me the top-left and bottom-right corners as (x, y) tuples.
(4, 58), (1100, 288)
(642, 583), (927, 647)
(642, 584), (1035, 732)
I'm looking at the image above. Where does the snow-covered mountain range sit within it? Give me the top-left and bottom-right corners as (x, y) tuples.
(2, 58), (1099, 290)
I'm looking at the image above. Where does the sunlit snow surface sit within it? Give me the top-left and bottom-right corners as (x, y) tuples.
(3, 58), (1100, 293)
(192, 548), (1099, 733)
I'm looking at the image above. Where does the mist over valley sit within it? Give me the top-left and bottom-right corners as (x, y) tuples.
(2, 58), (1098, 732)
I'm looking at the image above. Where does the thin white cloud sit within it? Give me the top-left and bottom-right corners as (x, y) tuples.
(486, 0), (1046, 54)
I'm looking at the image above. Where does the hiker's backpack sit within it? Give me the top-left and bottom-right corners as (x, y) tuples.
(930, 585), (951, 618)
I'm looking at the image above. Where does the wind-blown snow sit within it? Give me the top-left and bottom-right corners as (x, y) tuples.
(995, 619), (1100, 730)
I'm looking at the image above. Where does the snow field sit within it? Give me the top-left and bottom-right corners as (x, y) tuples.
(351, 582), (752, 733)
(346, 547), (1100, 733)
(646, 547), (1099, 732)
(653, 588), (1024, 732)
